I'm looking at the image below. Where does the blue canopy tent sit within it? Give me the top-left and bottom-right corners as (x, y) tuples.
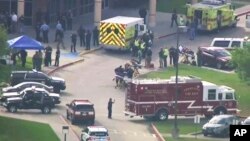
(7, 35), (44, 50)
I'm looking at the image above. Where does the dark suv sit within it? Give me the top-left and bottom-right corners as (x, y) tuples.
(66, 99), (95, 125)
(10, 70), (66, 93)
(202, 114), (239, 137)
(2, 89), (55, 114)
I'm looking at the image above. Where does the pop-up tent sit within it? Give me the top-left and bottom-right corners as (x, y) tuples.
(7, 35), (44, 50)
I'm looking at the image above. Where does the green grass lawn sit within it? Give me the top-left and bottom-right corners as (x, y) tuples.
(0, 116), (59, 141)
(0, 57), (33, 83)
(143, 64), (250, 117)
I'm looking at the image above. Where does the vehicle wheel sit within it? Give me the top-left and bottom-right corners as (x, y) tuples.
(216, 62), (222, 69)
(214, 107), (227, 115)
(54, 87), (60, 93)
(89, 119), (95, 125)
(71, 115), (75, 125)
(203, 132), (208, 136)
(42, 106), (51, 114)
(66, 112), (69, 120)
(156, 109), (168, 121)
(8, 105), (17, 113)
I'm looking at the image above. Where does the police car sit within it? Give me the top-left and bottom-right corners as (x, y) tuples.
(81, 126), (110, 141)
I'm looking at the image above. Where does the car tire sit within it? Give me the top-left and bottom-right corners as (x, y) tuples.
(54, 87), (60, 93)
(8, 105), (17, 113)
(203, 132), (208, 136)
(42, 106), (51, 114)
(214, 107), (227, 115)
(216, 62), (222, 69)
(156, 109), (168, 121)
(71, 115), (75, 125)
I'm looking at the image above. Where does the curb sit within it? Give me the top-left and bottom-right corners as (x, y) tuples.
(47, 47), (102, 75)
(151, 123), (166, 141)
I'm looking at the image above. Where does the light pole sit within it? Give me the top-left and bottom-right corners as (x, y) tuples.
(62, 126), (69, 141)
(172, 25), (186, 139)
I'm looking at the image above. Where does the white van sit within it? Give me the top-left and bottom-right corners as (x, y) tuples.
(210, 38), (244, 49)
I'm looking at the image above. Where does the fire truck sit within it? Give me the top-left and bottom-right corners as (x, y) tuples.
(124, 76), (239, 121)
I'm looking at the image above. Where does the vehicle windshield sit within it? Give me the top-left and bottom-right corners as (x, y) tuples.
(209, 117), (226, 124)
(243, 119), (250, 125)
(90, 132), (108, 137)
(215, 49), (231, 57)
(75, 105), (94, 111)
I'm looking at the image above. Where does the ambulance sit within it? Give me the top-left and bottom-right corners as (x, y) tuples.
(186, 0), (238, 31)
(99, 16), (147, 50)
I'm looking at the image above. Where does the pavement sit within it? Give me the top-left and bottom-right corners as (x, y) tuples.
(3, 3), (250, 141)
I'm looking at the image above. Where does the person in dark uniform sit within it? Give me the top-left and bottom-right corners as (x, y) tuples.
(71, 32), (77, 52)
(107, 98), (115, 119)
(78, 25), (86, 47)
(20, 50), (27, 67)
(139, 7), (147, 24)
(44, 45), (52, 66)
(54, 47), (60, 67)
(169, 46), (175, 65)
(86, 30), (91, 50)
(92, 26), (99, 46)
(196, 47), (203, 67)
(171, 8), (178, 27)
(35, 22), (41, 41)
(173, 48), (179, 67)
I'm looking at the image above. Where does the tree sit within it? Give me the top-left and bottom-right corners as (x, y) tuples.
(0, 26), (8, 56)
(231, 45), (250, 81)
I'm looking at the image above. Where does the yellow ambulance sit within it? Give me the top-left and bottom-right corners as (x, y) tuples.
(186, 0), (238, 31)
(99, 16), (147, 50)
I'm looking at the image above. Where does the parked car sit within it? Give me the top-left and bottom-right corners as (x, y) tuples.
(2, 88), (56, 114)
(200, 47), (233, 69)
(81, 126), (110, 141)
(0, 55), (13, 65)
(202, 114), (239, 137)
(66, 99), (95, 125)
(10, 70), (66, 93)
(241, 116), (250, 125)
(0, 87), (60, 104)
(2, 82), (54, 93)
(210, 38), (244, 49)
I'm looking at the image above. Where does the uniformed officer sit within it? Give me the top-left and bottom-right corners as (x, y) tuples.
(107, 98), (115, 119)
(163, 48), (169, 68)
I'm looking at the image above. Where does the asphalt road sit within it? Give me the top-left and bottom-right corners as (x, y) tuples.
(54, 50), (157, 141)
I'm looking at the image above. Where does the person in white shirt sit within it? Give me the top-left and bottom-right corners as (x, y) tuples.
(11, 12), (18, 33)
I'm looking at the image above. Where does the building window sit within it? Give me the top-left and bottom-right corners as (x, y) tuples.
(208, 89), (216, 100)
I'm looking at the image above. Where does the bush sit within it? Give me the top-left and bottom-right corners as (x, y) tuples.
(0, 26), (8, 56)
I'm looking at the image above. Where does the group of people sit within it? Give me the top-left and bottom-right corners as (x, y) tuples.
(0, 11), (25, 34)
(131, 30), (154, 68)
(158, 46), (179, 68)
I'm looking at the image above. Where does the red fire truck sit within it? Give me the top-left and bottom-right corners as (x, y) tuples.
(124, 76), (239, 121)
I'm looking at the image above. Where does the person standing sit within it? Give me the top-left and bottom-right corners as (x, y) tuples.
(57, 29), (65, 49)
(196, 47), (203, 67)
(11, 12), (17, 33)
(145, 47), (152, 68)
(139, 8), (147, 24)
(35, 22), (41, 41)
(20, 50), (27, 67)
(66, 10), (73, 30)
(137, 49), (142, 64)
(189, 21), (195, 40)
(18, 15), (25, 34)
(54, 47), (60, 67)
(86, 30), (91, 50)
(78, 25), (86, 47)
(44, 45), (52, 66)
(163, 48), (169, 68)
(169, 46), (175, 66)
(55, 21), (63, 42)
(171, 9), (178, 27)
(32, 51), (39, 70)
(216, 11), (222, 33)
(71, 32), (77, 52)
(107, 98), (115, 119)
(37, 50), (43, 71)
(40, 21), (49, 43)
(92, 26), (99, 46)
(158, 48), (164, 68)
(173, 48), (179, 67)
